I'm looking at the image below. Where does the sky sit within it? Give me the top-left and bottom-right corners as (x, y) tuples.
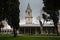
(19, 0), (44, 25)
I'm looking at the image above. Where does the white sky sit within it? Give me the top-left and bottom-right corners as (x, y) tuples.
(19, 0), (44, 25)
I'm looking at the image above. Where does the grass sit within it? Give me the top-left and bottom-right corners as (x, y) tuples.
(0, 34), (60, 40)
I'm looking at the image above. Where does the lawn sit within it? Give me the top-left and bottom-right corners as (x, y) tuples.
(0, 34), (60, 40)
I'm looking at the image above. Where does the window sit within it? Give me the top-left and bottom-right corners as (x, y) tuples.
(28, 18), (30, 21)
(28, 12), (30, 16)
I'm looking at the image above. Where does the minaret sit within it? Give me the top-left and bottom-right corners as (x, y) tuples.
(25, 3), (32, 24)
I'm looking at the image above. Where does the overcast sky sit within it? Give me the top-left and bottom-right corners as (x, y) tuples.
(19, 0), (44, 25)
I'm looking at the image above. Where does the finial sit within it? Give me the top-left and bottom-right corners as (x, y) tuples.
(28, 0), (30, 3)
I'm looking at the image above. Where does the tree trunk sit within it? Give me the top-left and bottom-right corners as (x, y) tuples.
(54, 24), (59, 34)
(13, 28), (17, 37)
(50, 10), (59, 35)
(39, 20), (45, 34)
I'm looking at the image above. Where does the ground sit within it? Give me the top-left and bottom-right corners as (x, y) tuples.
(0, 34), (60, 40)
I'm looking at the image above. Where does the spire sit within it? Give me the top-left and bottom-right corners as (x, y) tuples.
(25, 1), (32, 13)
(27, 3), (31, 9)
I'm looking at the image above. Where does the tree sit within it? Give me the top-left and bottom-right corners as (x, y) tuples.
(0, 0), (20, 37)
(6, 0), (20, 37)
(43, 0), (60, 34)
(37, 16), (43, 34)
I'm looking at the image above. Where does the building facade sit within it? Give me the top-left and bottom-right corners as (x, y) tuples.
(19, 3), (60, 34)
(20, 24), (56, 34)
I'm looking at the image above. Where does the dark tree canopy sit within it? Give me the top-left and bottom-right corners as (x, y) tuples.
(43, 0), (60, 23)
(43, 0), (60, 10)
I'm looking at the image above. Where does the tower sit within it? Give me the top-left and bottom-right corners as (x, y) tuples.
(25, 3), (32, 24)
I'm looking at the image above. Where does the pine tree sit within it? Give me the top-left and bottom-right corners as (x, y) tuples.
(6, 0), (20, 37)
(0, 0), (20, 37)
(43, 0), (60, 34)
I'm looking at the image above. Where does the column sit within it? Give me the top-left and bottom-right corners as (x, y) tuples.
(30, 27), (31, 35)
(35, 27), (38, 34)
(24, 28), (25, 34)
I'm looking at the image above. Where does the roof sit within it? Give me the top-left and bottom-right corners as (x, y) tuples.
(20, 23), (54, 27)
(1, 25), (13, 30)
(27, 3), (31, 9)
